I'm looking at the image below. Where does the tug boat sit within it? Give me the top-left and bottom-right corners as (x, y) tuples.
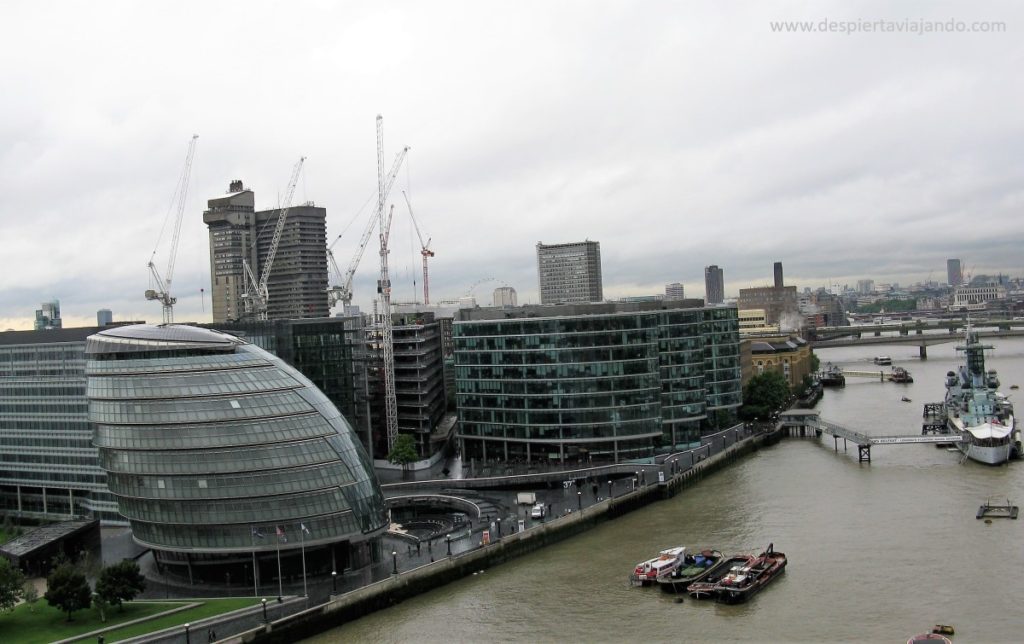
(687, 543), (787, 603)
(656, 549), (726, 593)
(629, 546), (686, 586)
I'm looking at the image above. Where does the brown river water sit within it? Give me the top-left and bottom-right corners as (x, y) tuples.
(307, 338), (1024, 643)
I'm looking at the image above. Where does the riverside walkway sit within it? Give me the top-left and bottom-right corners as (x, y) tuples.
(779, 410), (960, 462)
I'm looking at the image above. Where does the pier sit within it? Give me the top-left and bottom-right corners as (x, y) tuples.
(778, 410), (960, 463)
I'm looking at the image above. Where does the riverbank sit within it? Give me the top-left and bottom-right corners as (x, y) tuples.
(229, 428), (772, 644)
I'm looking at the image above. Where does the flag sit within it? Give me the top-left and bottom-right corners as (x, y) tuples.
(300, 523), (311, 536)
(252, 527), (264, 539)
(276, 525), (287, 542)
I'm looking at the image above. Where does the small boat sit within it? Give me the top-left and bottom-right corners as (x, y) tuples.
(630, 546), (686, 586)
(901, 396), (913, 403)
(687, 543), (787, 603)
(874, 356), (893, 366)
(888, 367), (914, 384)
(818, 363), (846, 387)
(656, 549), (726, 593)
(1011, 384), (1020, 390)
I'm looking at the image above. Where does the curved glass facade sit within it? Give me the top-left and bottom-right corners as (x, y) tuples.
(85, 325), (387, 571)
(454, 304), (741, 460)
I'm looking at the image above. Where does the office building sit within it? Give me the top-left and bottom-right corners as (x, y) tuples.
(0, 327), (121, 524)
(454, 301), (742, 462)
(665, 283), (685, 299)
(97, 309), (113, 326)
(492, 286), (518, 307)
(204, 180), (329, 323)
(737, 286), (800, 329)
(947, 259), (963, 287)
(34, 300), (61, 330)
(86, 324), (387, 583)
(773, 261), (784, 289)
(536, 241), (603, 304)
(856, 280), (874, 295)
(704, 266), (724, 305)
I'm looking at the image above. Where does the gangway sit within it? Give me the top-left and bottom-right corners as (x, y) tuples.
(779, 411), (960, 463)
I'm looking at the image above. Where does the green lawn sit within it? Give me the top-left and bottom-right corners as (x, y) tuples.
(1, 597), (259, 644)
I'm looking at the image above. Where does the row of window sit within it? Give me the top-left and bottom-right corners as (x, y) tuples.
(130, 510), (365, 551)
(457, 374), (660, 395)
(87, 366), (301, 400)
(458, 404), (661, 427)
(93, 414), (330, 450)
(458, 420), (661, 441)
(99, 438), (341, 475)
(117, 487), (352, 525)
(89, 390), (314, 425)
(107, 462), (354, 501)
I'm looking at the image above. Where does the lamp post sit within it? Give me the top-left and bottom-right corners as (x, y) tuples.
(184, 623), (191, 644)
(392, 550), (398, 575)
(332, 570), (337, 594)
(577, 490), (582, 511)
(261, 598), (267, 623)
(446, 534), (452, 556)
(496, 517), (502, 537)
(608, 479), (613, 499)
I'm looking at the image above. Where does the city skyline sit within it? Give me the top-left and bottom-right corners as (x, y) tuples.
(2, 2), (1022, 330)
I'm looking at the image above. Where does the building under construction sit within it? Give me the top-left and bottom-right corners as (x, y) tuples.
(204, 180), (329, 322)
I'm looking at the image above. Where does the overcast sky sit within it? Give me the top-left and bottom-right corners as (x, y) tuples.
(1, 0), (1021, 330)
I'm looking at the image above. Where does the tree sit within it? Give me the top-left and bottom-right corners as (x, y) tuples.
(387, 434), (419, 470)
(95, 560), (146, 612)
(44, 563), (92, 621)
(740, 371), (791, 420)
(93, 593), (111, 623)
(809, 352), (820, 373)
(0, 558), (26, 613)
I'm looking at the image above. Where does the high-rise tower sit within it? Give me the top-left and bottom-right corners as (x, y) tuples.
(204, 181), (329, 322)
(947, 259), (963, 287)
(536, 241), (603, 304)
(704, 265), (724, 305)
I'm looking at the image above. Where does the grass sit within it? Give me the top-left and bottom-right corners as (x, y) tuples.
(0, 597), (259, 644)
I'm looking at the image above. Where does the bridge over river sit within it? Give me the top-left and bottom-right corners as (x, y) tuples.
(809, 328), (1024, 358)
(779, 410), (959, 462)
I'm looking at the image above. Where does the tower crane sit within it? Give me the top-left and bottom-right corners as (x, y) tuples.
(376, 115), (400, 453)
(326, 145), (409, 309)
(402, 190), (434, 305)
(146, 134), (199, 324)
(241, 157), (305, 320)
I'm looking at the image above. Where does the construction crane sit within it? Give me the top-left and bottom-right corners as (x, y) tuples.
(327, 145), (409, 309)
(241, 157), (305, 320)
(146, 134), (199, 324)
(376, 115), (400, 453)
(402, 190), (434, 305)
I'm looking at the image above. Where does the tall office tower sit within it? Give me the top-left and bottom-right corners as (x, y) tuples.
(947, 259), (963, 287)
(665, 283), (685, 299)
(204, 180), (329, 323)
(856, 279), (874, 295)
(773, 261), (784, 288)
(34, 300), (62, 330)
(704, 265), (725, 305)
(536, 240), (603, 304)
(493, 286), (518, 307)
(97, 309), (113, 326)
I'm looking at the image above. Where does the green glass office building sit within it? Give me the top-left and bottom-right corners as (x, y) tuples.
(454, 302), (741, 462)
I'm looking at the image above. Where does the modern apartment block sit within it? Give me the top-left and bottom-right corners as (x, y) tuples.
(492, 286), (518, 307)
(536, 241), (603, 304)
(453, 301), (741, 462)
(204, 180), (329, 323)
(366, 312), (448, 460)
(665, 283), (685, 299)
(34, 300), (62, 330)
(0, 327), (121, 524)
(704, 265), (724, 305)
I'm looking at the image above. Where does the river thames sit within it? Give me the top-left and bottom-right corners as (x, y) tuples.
(309, 337), (1024, 643)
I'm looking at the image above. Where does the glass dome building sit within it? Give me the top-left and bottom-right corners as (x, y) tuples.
(85, 324), (387, 585)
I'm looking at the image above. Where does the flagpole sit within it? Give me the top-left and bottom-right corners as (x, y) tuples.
(300, 524), (308, 598)
(251, 526), (258, 598)
(276, 531), (283, 599)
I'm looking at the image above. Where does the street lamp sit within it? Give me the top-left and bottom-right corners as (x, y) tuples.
(331, 570), (337, 594)
(608, 480), (613, 499)
(184, 623), (191, 644)
(392, 550), (398, 575)
(261, 598), (267, 622)
(446, 534), (452, 556)
(577, 490), (582, 511)
(496, 517), (502, 537)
